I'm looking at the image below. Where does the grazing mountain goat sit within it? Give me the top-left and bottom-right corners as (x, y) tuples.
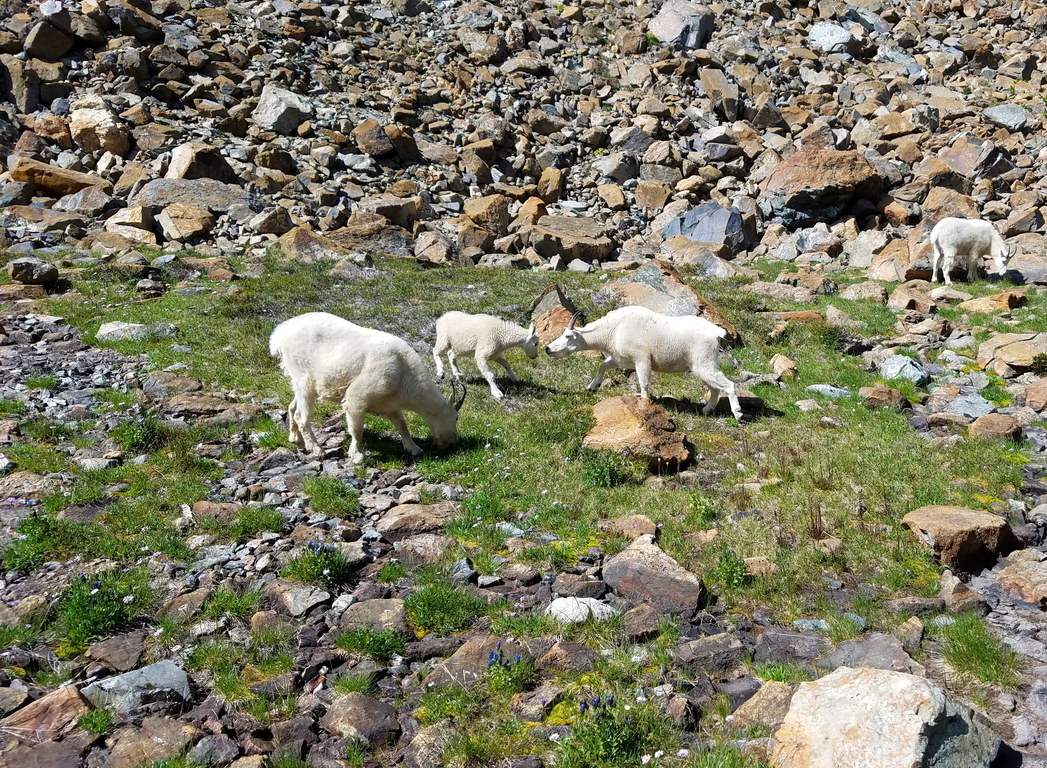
(270, 312), (465, 464)
(930, 217), (1011, 285)
(433, 311), (539, 400)
(545, 306), (743, 419)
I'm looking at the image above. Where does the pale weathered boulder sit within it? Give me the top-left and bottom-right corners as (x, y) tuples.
(156, 204), (215, 242)
(531, 215), (614, 262)
(70, 105), (130, 155)
(648, 0), (714, 49)
(769, 667), (999, 768)
(997, 550), (1047, 607)
(584, 396), (690, 470)
(603, 534), (705, 615)
(977, 332), (1047, 377)
(902, 505), (1018, 571)
(9, 156), (112, 196)
(0, 685), (89, 746)
(253, 83), (311, 134)
(968, 413), (1022, 441)
(544, 596), (618, 623)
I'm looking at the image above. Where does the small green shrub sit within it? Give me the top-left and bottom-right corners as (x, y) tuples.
(405, 582), (486, 635)
(581, 449), (642, 488)
(557, 696), (673, 768)
(303, 476), (359, 517)
(56, 570), (150, 653)
(111, 415), (168, 452)
(22, 418), (74, 442)
(0, 399), (27, 415)
(280, 541), (358, 587)
(715, 549), (749, 590)
(77, 707), (113, 734)
(335, 626), (407, 662)
(25, 374), (57, 390)
(1031, 353), (1047, 376)
(377, 561), (406, 584)
(484, 647), (537, 697)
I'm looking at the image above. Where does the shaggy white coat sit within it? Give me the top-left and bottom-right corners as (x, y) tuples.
(930, 217), (1010, 285)
(269, 312), (459, 463)
(433, 311), (539, 400)
(545, 305), (743, 419)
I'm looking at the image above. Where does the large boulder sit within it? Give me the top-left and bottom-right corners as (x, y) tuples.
(319, 693), (401, 747)
(758, 148), (882, 228)
(769, 667), (1000, 768)
(647, 0), (714, 49)
(70, 104), (130, 155)
(997, 550), (1047, 607)
(976, 332), (1047, 377)
(81, 661), (191, 717)
(531, 215), (614, 262)
(165, 141), (238, 184)
(902, 505), (1019, 571)
(0, 685), (88, 746)
(129, 179), (249, 213)
(584, 396), (690, 471)
(602, 534), (705, 615)
(8, 257), (59, 287)
(375, 501), (458, 542)
(660, 201), (747, 251)
(597, 260), (740, 344)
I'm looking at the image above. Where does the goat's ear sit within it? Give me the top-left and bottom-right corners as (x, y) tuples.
(567, 311), (583, 330)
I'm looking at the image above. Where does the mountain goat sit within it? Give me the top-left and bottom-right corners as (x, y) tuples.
(270, 312), (465, 464)
(930, 217), (1011, 285)
(433, 311), (539, 400)
(545, 306), (743, 419)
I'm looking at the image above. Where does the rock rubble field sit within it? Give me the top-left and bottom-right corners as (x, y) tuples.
(2, 0), (1047, 767)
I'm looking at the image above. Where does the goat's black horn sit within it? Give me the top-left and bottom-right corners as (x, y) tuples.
(567, 311), (583, 330)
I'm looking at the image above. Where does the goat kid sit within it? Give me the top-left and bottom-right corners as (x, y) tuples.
(545, 306), (742, 419)
(270, 312), (465, 464)
(433, 311), (539, 400)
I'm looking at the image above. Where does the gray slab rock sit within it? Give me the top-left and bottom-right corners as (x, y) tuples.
(81, 660), (191, 716)
(253, 83), (312, 135)
(647, 0), (714, 50)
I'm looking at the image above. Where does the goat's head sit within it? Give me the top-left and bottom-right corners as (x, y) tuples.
(520, 322), (539, 360)
(990, 232), (1012, 274)
(430, 379), (466, 449)
(545, 312), (585, 358)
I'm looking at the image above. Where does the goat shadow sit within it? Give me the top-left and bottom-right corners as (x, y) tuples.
(347, 430), (488, 463)
(652, 394), (782, 421)
(448, 375), (561, 398)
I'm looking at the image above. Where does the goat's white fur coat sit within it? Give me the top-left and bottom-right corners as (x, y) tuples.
(270, 312), (459, 463)
(930, 217), (1010, 285)
(433, 311), (538, 400)
(546, 305), (743, 419)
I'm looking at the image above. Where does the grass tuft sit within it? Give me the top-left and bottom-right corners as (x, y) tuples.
(335, 626), (407, 662)
(405, 582), (487, 635)
(939, 613), (1021, 688)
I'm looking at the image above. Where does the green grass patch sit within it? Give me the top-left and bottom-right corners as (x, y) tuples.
(331, 671), (378, 695)
(0, 399), (27, 415)
(938, 613), (1021, 688)
(415, 686), (486, 725)
(77, 707), (113, 734)
(376, 561), (407, 584)
(25, 374), (57, 390)
(280, 541), (359, 587)
(110, 414), (169, 452)
(405, 581), (487, 635)
(335, 626), (407, 662)
(302, 476), (359, 517)
(200, 505), (285, 541)
(55, 569), (151, 654)
(556, 696), (677, 768)
(202, 586), (260, 621)
(186, 626), (296, 703)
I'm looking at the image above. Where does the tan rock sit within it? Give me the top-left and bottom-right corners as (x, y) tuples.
(165, 140), (237, 183)
(70, 105), (130, 155)
(603, 535), (705, 615)
(771, 354), (798, 379)
(596, 514), (658, 540)
(537, 167), (564, 203)
(902, 505), (1018, 571)
(8, 156), (112, 196)
(278, 227), (354, 262)
(0, 470), (61, 500)
(887, 281), (936, 313)
(635, 180), (671, 210)
(997, 550), (1047, 607)
(759, 148), (882, 225)
(597, 184), (627, 211)
(1026, 379), (1047, 412)
(860, 386), (909, 410)
(107, 717), (203, 768)
(463, 194), (510, 236)
(745, 556), (781, 577)
(531, 215), (614, 262)
(968, 413), (1022, 441)
(733, 680), (796, 732)
(957, 290), (1028, 315)
(0, 685), (89, 746)
(156, 203), (214, 242)
(839, 282), (887, 303)
(584, 396), (690, 471)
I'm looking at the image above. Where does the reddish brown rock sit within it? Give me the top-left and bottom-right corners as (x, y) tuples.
(902, 505), (1019, 571)
(968, 413), (1022, 441)
(603, 535), (705, 615)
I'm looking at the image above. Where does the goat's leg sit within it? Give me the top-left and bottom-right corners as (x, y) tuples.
(697, 366), (742, 419)
(634, 358), (653, 400)
(931, 242), (942, 283)
(967, 252), (979, 282)
(587, 356), (616, 392)
(342, 407), (367, 464)
(493, 354), (518, 381)
(287, 397), (304, 449)
(448, 350), (464, 379)
(292, 390), (321, 454)
(387, 411), (423, 457)
(476, 354), (504, 400)
(942, 251), (954, 286)
(432, 346), (445, 380)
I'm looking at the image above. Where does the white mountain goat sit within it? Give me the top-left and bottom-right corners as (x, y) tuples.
(929, 217), (1011, 285)
(433, 311), (539, 400)
(545, 306), (743, 419)
(269, 312), (465, 463)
